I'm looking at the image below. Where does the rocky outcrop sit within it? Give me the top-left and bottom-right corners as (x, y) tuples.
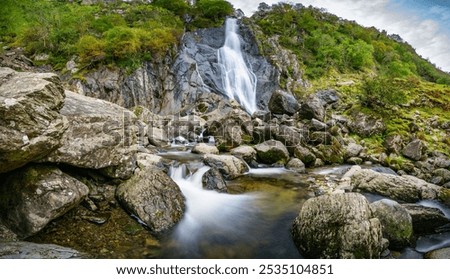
(292, 193), (383, 259)
(268, 90), (299, 115)
(204, 109), (252, 151)
(203, 154), (248, 179)
(115, 166), (185, 234)
(44, 91), (138, 179)
(348, 112), (385, 137)
(254, 140), (290, 165)
(0, 241), (88, 259)
(370, 199), (413, 249)
(0, 67), (67, 173)
(402, 139), (427, 161)
(192, 143), (219, 155)
(350, 169), (450, 205)
(402, 204), (450, 234)
(0, 165), (89, 238)
(202, 167), (228, 193)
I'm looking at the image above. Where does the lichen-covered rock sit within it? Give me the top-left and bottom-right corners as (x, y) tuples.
(345, 142), (363, 159)
(0, 241), (88, 259)
(274, 125), (306, 154)
(254, 140), (290, 165)
(286, 158), (306, 173)
(0, 165), (89, 238)
(230, 145), (257, 164)
(384, 134), (404, 154)
(402, 139), (427, 161)
(116, 166), (185, 234)
(268, 90), (299, 115)
(350, 169), (446, 204)
(348, 112), (385, 137)
(293, 145), (316, 166)
(204, 109), (252, 151)
(424, 247), (450, 259)
(402, 204), (450, 234)
(370, 199), (413, 249)
(298, 96), (325, 121)
(192, 143), (219, 155)
(202, 167), (228, 193)
(44, 91), (138, 179)
(0, 67), (67, 173)
(203, 154), (249, 179)
(292, 193), (383, 259)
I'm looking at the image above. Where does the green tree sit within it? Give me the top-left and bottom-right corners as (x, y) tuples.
(152, 0), (190, 17)
(361, 76), (408, 108)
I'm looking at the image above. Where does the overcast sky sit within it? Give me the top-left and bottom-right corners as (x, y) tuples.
(227, 0), (450, 72)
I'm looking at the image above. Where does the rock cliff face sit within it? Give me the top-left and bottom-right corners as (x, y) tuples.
(72, 20), (279, 115)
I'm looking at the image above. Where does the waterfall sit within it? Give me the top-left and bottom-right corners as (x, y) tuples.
(218, 18), (258, 115)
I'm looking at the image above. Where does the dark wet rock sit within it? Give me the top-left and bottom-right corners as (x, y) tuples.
(204, 109), (252, 151)
(0, 165), (89, 238)
(230, 145), (257, 164)
(384, 135), (404, 154)
(292, 193), (383, 259)
(402, 204), (450, 234)
(268, 90), (299, 115)
(252, 124), (277, 144)
(0, 241), (88, 259)
(0, 67), (67, 173)
(348, 112), (385, 137)
(202, 167), (227, 193)
(44, 91), (138, 179)
(192, 143), (219, 155)
(254, 140), (290, 165)
(424, 247), (450, 259)
(315, 89), (339, 104)
(116, 166), (185, 234)
(370, 199), (413, 249)
(309, 132), (333, 145)
(402, 139), (427, 161)
(81, 213), (111, 225)
(298, 96), (325, 121)
(252, 110), (271, 122)
(203, 154), (248, 179)
(286, 158), (306, 173)
(0, 222), (17, 241)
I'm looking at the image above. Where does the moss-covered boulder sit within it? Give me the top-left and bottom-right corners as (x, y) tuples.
(292, 193), (383, 259)
(254, 139), (290, 165)
(370, 199), (413, 249)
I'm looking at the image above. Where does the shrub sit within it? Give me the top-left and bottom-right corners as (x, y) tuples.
(360, 76), (408, 108)
(76, 35), (106, 63)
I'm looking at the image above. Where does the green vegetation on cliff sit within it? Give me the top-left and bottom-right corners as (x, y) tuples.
(0, 0), (233, 71)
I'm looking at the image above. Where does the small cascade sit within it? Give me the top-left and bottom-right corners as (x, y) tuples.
(218, 18), (258, 115)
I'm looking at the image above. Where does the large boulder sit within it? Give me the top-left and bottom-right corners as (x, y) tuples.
(425, 247), (450, 259)
(292, 193), (383, 259)
(192, 143), (219, 155)
(402, 204), (450, 234)
(44, 91), (138, 179)
(402, 139), (427, 161)
(203, 154), (248, 179)
(115, 166), (185, 234)
(293, 145), (316, 166)
(0, 241), (88, 259)
(204, 109), (252, 151)
(286, 158), (306, 173)
(268, 90), (299, 115)
(0, 165), (89, 238)
(298, 96), (325, 121)
(254, 140), (290, 165)
(0, 67), (67, 173)
(370, 199), (413, 249)
(230, 145), (257, 164)
(345, 142), (364, 159)
(350, 169), (450, 205)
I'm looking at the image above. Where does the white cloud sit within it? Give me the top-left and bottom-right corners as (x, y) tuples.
(228, 0), (450, 72)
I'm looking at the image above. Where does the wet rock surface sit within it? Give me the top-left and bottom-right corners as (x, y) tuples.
(203, 154), (249, 179)
(0, 241), (88, 259)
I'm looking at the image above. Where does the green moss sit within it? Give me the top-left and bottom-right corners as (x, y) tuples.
(438, 188), (450, 207)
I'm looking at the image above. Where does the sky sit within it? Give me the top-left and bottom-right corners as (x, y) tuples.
(227, 0), (450, 72)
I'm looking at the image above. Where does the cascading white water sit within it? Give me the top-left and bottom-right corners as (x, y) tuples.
(218, 18), (258, 115)
(169, 165), (258, 245)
